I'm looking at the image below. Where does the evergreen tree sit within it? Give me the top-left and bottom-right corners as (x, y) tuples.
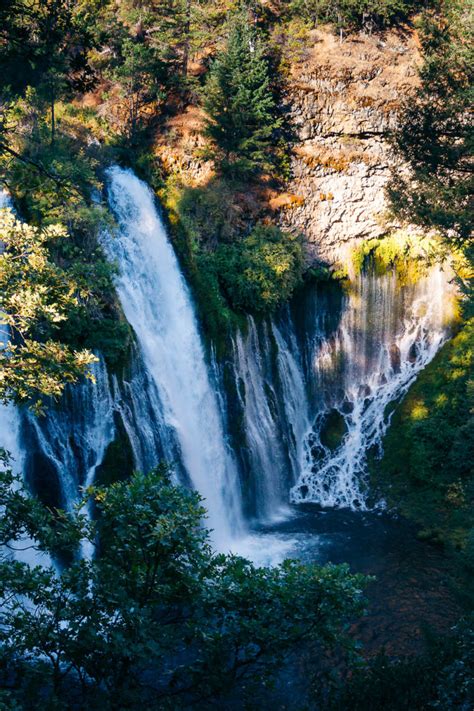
(389, 0), (473, 247)
(204, 10), (281, 175)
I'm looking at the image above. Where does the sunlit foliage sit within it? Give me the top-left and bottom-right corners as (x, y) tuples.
(0, 209), (96, 411)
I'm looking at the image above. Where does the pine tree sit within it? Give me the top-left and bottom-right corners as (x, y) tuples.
(389, 0), (473, 246)
(204, 11), (281, 175)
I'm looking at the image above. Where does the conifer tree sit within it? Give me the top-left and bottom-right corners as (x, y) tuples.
(389, 0), (473, 246)
(204, 10), (281, 175)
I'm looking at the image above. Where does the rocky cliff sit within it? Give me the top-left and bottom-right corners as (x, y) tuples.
(154, 26), (421, 267)
(280, 27), (421, 264)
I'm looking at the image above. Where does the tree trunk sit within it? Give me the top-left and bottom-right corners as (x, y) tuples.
(50, 81), (55, 146)
(182, 0), (191, 78)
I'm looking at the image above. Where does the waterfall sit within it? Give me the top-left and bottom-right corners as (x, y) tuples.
(22, 356), (115, 510)
(290, 266), (454, 509)
(111, 345), (178, 474)
(227, 266), (454, 519)
(7, 170), (455, 560)
(105, 167), (243, 546)
(230, 317), (312, 522)
(271, 319), (312, 490)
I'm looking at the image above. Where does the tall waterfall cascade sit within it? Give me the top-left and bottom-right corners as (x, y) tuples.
(2, 173), (456, 560)
(105, 167), (243, 546)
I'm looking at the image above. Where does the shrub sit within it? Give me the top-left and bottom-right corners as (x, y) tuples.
(214, 224), (304, 314)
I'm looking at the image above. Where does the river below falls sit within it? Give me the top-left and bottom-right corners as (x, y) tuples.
(233, 505), (460, 657)
(209, 507), (462, 710)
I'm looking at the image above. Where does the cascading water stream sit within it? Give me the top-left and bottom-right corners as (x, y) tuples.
(23, 356), (116, 511)
(105, 167), (243, 547)
(290, 266), (455, 509)
(232, 319), (291, 521)
(4, 173), (455, 564)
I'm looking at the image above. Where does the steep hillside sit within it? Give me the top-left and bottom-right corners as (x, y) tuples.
(153, 26), (423, 266)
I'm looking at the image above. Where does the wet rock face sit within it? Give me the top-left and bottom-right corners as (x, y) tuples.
(280, 28), (421, 265)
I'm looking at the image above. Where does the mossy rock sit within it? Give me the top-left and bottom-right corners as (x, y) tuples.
(371, 318), (474, 554)
(95, 413), (134, 488)
(320, 409), (347, 451)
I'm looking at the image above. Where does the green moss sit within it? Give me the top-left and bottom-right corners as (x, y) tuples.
(351, 230), (447, 285)
(372, 318), (474, 552)
(94, 414), (135, 488)
(320, 409), (347, 451)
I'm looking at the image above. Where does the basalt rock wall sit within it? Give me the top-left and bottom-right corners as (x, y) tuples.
(280, 28), (421, 264)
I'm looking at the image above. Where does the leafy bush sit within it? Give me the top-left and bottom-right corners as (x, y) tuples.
(0, 458), (368, 709)
(214, 224), (304, 314)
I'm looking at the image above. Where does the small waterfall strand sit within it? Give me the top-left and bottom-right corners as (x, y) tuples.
(291, 266), (455, 509)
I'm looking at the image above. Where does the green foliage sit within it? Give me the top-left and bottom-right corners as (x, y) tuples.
(372, 318), (474, 552)
(389, 0), (473, 246)
(1, 91), (104, 224)
(102, 36), (167, 143)
(214, 224), (305, 314)
(323, 618), (474, 710)
(165, 179), (305, 337)
(351, 230), (448, 284)
(0, 99), (133, 370)
(0, 457), (367, 709)
(168, 177), (241, 248)
(0, 209), (97, 412)
(283, 0), (423, 31)
(0, 0), (97, 102)
(204, 10), (282, 176)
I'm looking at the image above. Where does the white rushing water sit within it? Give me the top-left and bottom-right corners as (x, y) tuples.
(105, 167), (243, 547)
(232, 319), (290, 521)
(24, 356), (116, 512)
(290, 266), (455, 509)
(5, 173), (455, 564)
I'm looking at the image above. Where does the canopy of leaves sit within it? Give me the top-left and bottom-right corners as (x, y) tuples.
(0, 0), (96, 99)
(214, 224), (304, 313)
(0, 459), (367, 709)
(0, 208), (96, 411)
(389, 0), (473, 247)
